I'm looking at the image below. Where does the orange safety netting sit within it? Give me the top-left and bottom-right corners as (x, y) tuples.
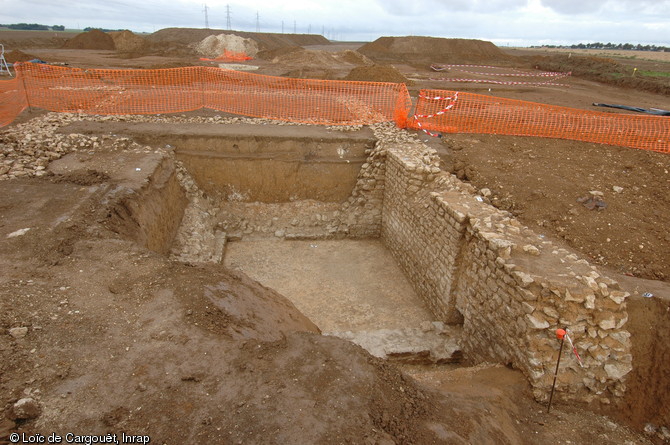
(0, 74), (28, 127)
(0, 63), (411, 127)
(2, 65), (668, 154)
(199, 49), (253, 62)
(410, 89), (669, 153)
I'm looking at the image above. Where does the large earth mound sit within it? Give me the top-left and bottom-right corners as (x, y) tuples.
(147, 28), (329, 51)
(109, 30), (148, 54)
(358, 36), (511, 65)
(62, 29), (115, 50)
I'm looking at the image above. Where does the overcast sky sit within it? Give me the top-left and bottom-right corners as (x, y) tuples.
(1, 0), (669, 46)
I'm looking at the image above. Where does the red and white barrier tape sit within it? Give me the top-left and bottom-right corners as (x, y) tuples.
(565, 330), (584, 367)
(413, 92), (459, 137)
(431, 64), (569, 78)
(432, 63), (531, 71)
(428, 77), (570, 87)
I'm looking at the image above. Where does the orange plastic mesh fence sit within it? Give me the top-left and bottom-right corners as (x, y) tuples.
(200, 50), (253, 61)
(410, 89), (669, 153)
(0, 63), (411, 127)
(3, 66), (668, 154)
(0, 74), (28, 128)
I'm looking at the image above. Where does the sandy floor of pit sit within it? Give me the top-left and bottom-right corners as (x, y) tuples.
(223, 239), (433, 332)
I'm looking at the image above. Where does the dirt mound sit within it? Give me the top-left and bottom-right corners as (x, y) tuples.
(109, 30), (147, 54)
(256, 46), (303, 60)
(337, 49), (373, 66)
(344, 64), (412, 85)
(271, 48), (339, 67)
(193, 33), (259, 58)
(358, 36), (511, 65)
(268, 49), (374, 79)
(3, 49), (36, 63)
(147, 28), (329, 51)
(62, 29), (115, 50)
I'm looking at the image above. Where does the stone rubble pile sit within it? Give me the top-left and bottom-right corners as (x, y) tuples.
(0, 112), (315, 182)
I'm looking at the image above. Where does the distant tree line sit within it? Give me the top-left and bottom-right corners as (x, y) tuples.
(83, 27), (124, 32)
(534, 42), (669, 52)
(0, 23), (65, 31)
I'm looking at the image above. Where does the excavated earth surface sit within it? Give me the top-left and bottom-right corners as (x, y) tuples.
(1, 30), (669, 444)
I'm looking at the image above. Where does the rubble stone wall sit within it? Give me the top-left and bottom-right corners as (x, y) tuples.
(380, 142), (632, 404)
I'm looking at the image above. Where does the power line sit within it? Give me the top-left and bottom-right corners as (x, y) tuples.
(256, 12), (260, 32)
(226, 4), (232, 30)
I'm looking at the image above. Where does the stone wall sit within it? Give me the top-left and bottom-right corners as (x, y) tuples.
(380, 140), (632, 404)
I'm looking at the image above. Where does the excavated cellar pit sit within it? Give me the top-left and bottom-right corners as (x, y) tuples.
(177, 124), (463, 364)
(60, 120), (464, 365)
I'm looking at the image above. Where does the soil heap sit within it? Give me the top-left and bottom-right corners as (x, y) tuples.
(62, 29), (115, 50)
(344, 64), (412, 85)
(358, 36), (511, 65)
(193, 33), (259, 58)
(338, 49), (373, 66)
(109, 30), (148, 54)
(3, 49), (37, 63)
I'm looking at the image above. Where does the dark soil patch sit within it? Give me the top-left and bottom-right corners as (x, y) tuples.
(344, 64), (412, 85)
(52, 169), (110, 185)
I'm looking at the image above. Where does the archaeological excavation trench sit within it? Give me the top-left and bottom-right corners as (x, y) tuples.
(64, 120), (636, 405)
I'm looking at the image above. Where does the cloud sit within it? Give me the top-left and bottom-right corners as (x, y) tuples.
(540, 0), (670, 17)
(538, 0), (603, 14)
(0, 0), (667, 45)
(375, 0), (528, 16)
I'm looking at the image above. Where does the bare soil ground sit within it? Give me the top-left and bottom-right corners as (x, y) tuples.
(438, 134), (670, 281)
(1, 30), (669, 444)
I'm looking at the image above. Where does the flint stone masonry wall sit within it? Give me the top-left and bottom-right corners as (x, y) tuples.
(380, 142), (632, 403)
